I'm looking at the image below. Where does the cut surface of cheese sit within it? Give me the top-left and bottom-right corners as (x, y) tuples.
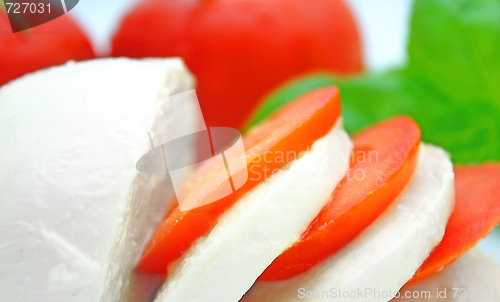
(392, 248), (500, 302)
(0, 58), (196, 302)
(241, 143), (455, 302)
(154, 121), (353, 302)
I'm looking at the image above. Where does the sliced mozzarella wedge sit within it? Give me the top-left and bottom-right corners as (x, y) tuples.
(241, 143), (455, 302)
(0, 58), (196, 302)
(154, 121), (353, 302)
(392, 248), (500, 302)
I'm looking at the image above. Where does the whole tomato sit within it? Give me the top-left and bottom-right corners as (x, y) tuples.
(0, 11), (94, 87)
(112, 0), (363, 129)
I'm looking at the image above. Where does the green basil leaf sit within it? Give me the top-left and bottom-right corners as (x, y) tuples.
(245, 0), (500, 164)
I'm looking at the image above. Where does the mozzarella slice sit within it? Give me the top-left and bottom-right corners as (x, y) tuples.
(241, 143), (455, 302)
(392, 248), (500, 302)
(153, 121), (353, 302)
(0, 58), (196, 302)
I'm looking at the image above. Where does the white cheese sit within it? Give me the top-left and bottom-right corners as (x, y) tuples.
(241, 143), (455, 302)
(154, 121), (353, 302)
(0, 58), (196, 302)
(392, 248), (500, 302)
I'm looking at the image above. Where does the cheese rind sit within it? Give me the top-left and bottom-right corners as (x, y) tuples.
(0, 58), (195, 302)
(241, 143), (455, 302)
(154, 121), (353, 302)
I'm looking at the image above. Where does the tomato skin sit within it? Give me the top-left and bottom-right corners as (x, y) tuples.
(111, 0), (362, 130)
(0, 13), (94, 87)
(258, 116), (421, 281)
(136, 87), (341, 274)
(407, 164), (500, 284)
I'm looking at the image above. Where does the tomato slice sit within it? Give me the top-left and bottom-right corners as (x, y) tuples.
(137, 87), (341, 274)
(407, 164), (500, 284)
(258, 116), (421, 281)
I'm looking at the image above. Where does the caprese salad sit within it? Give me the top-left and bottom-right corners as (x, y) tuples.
(0, 58), (499, 302)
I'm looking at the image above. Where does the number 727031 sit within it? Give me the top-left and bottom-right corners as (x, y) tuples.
(452, 288), (497, 299)
(5, 2), (51, 14)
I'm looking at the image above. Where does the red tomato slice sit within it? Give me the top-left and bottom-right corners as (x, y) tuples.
(407, 164), (500, 284)
(259, 116), (421, 281)
(137, 87), (341, 274)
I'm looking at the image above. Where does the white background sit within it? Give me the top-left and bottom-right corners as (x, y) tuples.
(69, 0), (500, 264)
